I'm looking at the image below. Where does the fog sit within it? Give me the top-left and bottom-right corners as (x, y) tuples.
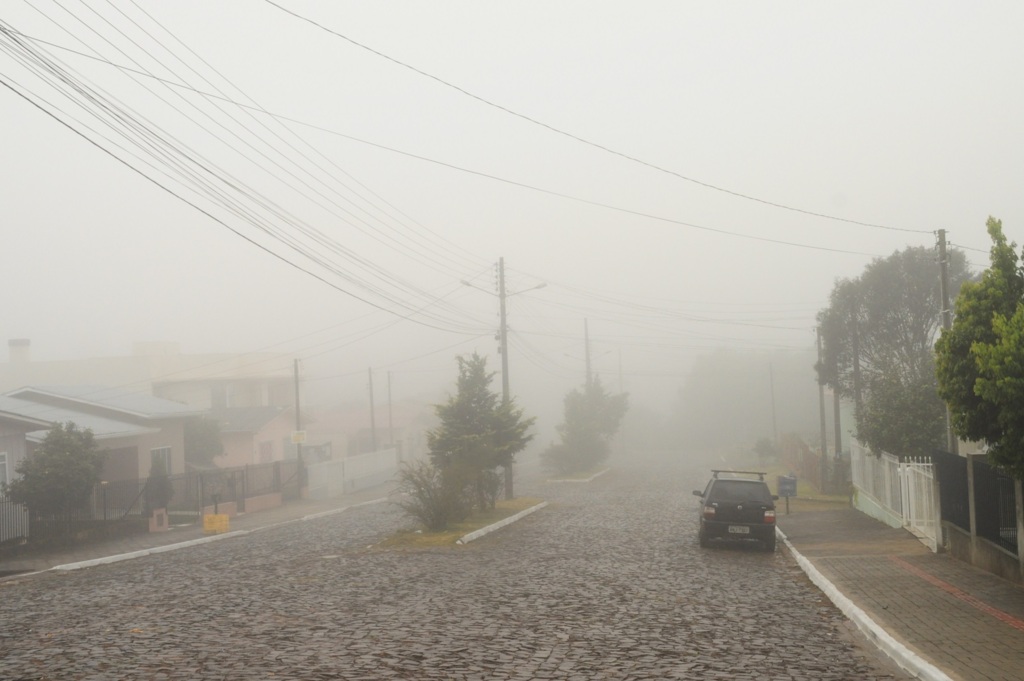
(2, 3), (1022, 451)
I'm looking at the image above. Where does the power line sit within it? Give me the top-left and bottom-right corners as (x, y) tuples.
(265, 0), (929, 236)
(11, 26), (888, 258)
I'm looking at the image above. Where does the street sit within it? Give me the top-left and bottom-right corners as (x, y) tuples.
(0, 453), (909, 680)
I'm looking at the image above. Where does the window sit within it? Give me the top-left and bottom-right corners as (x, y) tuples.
(150, 447), (171, 476)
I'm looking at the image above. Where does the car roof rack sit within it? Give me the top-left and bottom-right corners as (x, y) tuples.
(711, 469), (766, 481)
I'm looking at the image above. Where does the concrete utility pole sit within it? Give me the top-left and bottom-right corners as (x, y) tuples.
(463, 258), (544, 500)
(368, 368), (378, 452)
(497, 258), (513, 499)
(584, 318), (592, 387)
(498, 257), (510, 403)
(388, 371), (394, 447)
(769, 362), (779, 449)
(938, 229), (959, 456)
(294, 359), (304, 488)
(816, 327), (828, 491)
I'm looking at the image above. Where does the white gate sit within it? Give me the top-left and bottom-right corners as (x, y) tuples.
(851, 441), (940, 552)
(900, 456), (940, 552)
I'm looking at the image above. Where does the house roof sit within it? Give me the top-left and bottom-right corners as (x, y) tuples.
(5, 385), (199, 420)
(0, 396), (54, 429)
(0, 395), (159, 441)
(212, 406), (287, 433)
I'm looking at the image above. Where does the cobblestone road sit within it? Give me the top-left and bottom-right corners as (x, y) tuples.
(0, 455), (909, 680)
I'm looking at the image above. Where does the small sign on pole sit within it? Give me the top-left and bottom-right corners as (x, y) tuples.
(291, 430), (307, 444)
(777, 475), (797, 515)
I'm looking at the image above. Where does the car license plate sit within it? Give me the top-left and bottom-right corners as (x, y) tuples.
(728, 525), (750, 534)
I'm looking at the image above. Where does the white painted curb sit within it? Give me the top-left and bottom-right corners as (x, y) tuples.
(778, 528), (952, 681)
(48, 495), (392, 573)
(52, 531), (251, 571)
(547, 468), (610, 484)
(457, 501), (549, 545)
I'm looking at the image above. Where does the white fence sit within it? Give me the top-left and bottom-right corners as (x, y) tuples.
(850, 441), (940, 552)
(305, 448), (399, 500)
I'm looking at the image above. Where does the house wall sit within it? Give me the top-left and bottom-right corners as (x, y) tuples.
(98, 421), (186, 481)
(220, 432), (255, 469)
(218, 411), (296, 469)
(0, 428), (32, 485)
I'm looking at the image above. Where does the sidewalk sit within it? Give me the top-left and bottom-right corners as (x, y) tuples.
(0, 481), (400, 578)
(778, 508), (1024, 681)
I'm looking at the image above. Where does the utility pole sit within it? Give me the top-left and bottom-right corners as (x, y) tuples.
(498, 257), (510, 402)
(388, 371), (394, 447)
(294, 359), (304, 489)
(584, 318), (592, 387)
(851, 306), (863, 416)
(816, 327), (828, 492)
(769, 362), (779, 449)
(939, 228), (972, 547)
(938, 229), (959, 455)
(497, 257), (513, 499)
(832, 351), (843, 488)
(368, 368), (378, 452)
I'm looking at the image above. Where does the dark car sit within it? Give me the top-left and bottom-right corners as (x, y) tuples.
(693, 470), (778, 551)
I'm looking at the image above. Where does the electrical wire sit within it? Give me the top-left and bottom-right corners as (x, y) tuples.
(265, 0), (930, 235)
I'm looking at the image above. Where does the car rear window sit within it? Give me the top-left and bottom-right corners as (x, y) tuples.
(709, 480), (772, 503)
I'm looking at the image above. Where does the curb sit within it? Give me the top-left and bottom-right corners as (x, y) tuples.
(547, 468), (610, 484)
(777, 527), (952, 681)
(46, 495), (391, 574)
(457, 501), (549, 545)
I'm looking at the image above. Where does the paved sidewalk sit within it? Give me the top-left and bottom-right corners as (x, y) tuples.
(779, 508), (1024, 681)
(0, 481), (400, 577)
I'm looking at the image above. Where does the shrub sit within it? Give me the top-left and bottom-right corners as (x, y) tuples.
(396, 460), (472, 532)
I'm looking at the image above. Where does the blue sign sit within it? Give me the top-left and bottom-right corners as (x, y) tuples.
(777, 475), (797, 498)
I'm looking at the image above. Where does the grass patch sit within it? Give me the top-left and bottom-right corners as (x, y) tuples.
(548, 467), (608, 482)
(760, 463), (850, 512)
(378, 496), (545, 549)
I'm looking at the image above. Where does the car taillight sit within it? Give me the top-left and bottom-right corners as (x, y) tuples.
(703, 505), (716, 520)
(763, 509), (776, 524)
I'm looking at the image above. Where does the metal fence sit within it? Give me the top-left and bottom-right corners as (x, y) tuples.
(0, 496), (29, 544)
(932, 450), (969, 531)
(932, 450), (1018, 555)
(974, 457), (1018, 553)
(0, 459), (304, 550)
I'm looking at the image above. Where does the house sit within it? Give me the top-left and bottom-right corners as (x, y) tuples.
(212, 406), (298, 468)
(306, 401), (433, 461)
(0, 399), (51, 490)
(0, 386), (199, 482)
(0, 340), (294, 412)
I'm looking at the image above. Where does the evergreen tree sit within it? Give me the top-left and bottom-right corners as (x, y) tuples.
(4, 422), (105, 521)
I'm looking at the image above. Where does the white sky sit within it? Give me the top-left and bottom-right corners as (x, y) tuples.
(1, 1), (1022, 426)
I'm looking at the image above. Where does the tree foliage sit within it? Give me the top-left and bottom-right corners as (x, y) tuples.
(817, 245), (970, 457)
(183, 416), (224, 469)
(4, 422), (105, 519)
(426, 353), (534, 511)
(542, 377), (628, 476)
(936, 217), (1024, 475)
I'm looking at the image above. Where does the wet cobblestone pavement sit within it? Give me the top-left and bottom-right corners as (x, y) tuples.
(0, 456), (909, 680)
